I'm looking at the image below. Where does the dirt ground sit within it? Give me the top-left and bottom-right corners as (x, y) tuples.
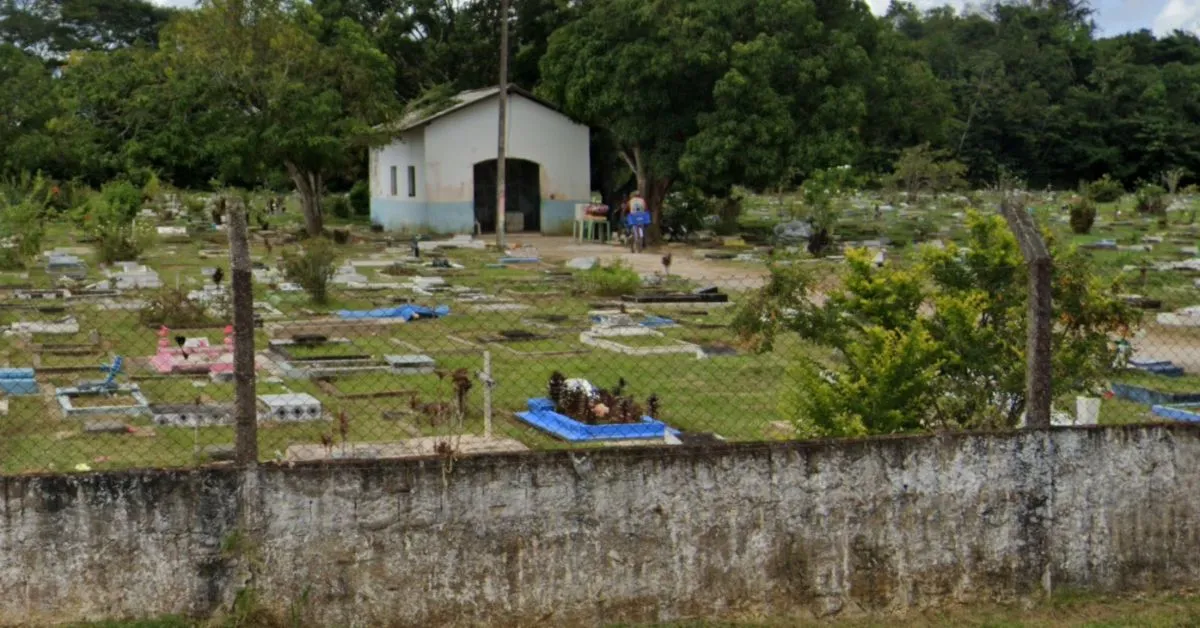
(506, 235), (768, 290)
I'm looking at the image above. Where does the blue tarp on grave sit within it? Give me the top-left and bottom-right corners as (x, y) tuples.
(515, 397), (678, 442)
(1152, 403), (1200, 423)
(336, 304), (449, 320)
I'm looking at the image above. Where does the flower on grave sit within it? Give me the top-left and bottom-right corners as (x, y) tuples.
(592, 403), (610, 418)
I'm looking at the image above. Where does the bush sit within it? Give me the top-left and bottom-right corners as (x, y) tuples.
(1069, 197), (1097, 234)
(1135, 183), (1168, 215)
(349, 181), (370, 216)
(327, 194), (351, 219)
(139, 288), (219, 328)
(283, 238), (338, 304)
(576, 260), (641, 297)
(1087, 175), (1125, 203)
(98, 180), (142, 222)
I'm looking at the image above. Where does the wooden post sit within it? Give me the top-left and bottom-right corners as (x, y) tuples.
(1000, 194), (1053, 429)
(227, 198), (259, 464)
(495, 0), (510, 250)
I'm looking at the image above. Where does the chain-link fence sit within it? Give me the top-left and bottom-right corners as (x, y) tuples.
(0, 203), (1191, 475)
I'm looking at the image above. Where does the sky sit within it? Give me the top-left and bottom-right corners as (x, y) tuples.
(149, 0), (1198, 37)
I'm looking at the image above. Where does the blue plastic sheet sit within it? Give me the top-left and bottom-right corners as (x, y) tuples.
(336, 304), (450, 320)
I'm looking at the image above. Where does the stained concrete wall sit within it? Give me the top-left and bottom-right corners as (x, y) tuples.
(3, 426), (1200, 627)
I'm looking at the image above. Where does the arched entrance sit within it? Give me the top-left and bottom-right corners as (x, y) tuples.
(473, 158), (541, 233)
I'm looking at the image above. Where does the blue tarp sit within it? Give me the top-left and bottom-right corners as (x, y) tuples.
(1152, 403), (1200, 423)
(336, 304), (450, 320)
(516, 397), (679, 442)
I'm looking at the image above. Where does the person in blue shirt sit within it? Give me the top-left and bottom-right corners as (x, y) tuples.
(625, 192), (649, 252)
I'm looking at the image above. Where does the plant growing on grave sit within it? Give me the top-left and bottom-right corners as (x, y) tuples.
(1086, 174), (1124, 203)
(575, 260), (641, 297)
(283, 237), (337, 304)
(1135, 183), (1168, 215)
(0, 172), (50, 269)
(85, 190), (157, 264)
(736, 212), (1139, 436)
(349, 181), (370, 216)
(1068, 197), (1097, 234)
(1163, 168), (1188, 196)
(139, 288), (220, 328)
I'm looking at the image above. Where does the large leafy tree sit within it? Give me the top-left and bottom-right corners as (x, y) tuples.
(0, 44), (59, 174)
(0, 0), (174, 58)
(160, 0), (396, 236)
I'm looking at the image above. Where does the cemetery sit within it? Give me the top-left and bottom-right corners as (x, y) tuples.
(0, 179), (1197, 473)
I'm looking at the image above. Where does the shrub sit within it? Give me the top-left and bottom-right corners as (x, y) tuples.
(98, 180), (142, 222)
(349, 181), (370, 216)
(1135, 183), (1168, 215)
(283, 238), (338, 304)
(139, 288), (219, 328)
(1069, 197), (1097, 234)
(0, 172), (50, 268)
(576, 260), (641, 297)
(1087, 175), (1125, 203)
(327, 194), (351, 219)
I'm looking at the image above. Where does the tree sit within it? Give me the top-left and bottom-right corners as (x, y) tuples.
(0, 44), (59, 175)
(160, 0), (396, 236)
(890, 143), (966, 201)
(734, 213), (1136, 435)
(0, 0), (174, 59)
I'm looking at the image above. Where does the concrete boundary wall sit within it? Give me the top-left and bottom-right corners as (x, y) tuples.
(2, 425), (1199, 626)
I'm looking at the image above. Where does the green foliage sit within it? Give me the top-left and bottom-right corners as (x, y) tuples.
(1135, 183), (1168, 215)
(737, 213), (1137, 435)
(85, 185), (155, 263)
(283, 238), (338, 304)
(327, 194), (351, 220)
(890, 144), (966, 201)
(0, 172), (51, 268)
(1068, 197), (1097, 234)
(1087, 175), (1125, 203)
(348, 181), (369, 216)
(576, 261), (641, 297)
(138, 288), (219, 328)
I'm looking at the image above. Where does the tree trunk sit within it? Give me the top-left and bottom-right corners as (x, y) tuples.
(620, 145), (672, 244)
(286, 161), (324, 237)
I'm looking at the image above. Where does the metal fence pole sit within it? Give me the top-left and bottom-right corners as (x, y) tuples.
(227, 198), (259, 464)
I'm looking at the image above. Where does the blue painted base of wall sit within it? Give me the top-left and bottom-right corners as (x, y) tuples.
(371, 197), (587, 235)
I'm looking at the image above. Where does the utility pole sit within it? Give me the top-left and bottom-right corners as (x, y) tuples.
(495, 0), (510, 250)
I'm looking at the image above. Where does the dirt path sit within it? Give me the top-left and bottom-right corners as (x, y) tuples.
(509, 235), (768, 290)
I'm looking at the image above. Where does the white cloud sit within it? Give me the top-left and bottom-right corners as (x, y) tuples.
(1154, 0), (1200, 34)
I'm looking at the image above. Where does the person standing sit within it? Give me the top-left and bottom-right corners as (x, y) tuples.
(625, 191), (649, 253)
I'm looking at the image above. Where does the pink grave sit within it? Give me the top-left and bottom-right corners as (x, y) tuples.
(149, 326), (236, 375)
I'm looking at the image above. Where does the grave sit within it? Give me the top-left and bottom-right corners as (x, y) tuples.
(267, 337), (390, 378)
(621, 288), (731, 306)
(55, 357), (151, 418)
(1156, 306), (1200, 327)
(0, 367), (38, 395)
(516, 398), (678, 442)
(385, 354), (436, 375)
(150, 403), (234, 427)
(257, 393), (323, 422)
(580, 326), (704, 358)
(14, 288), (70, 300)
(109, 262), (163, 290)
(149, 326), (236, 376)
(6, 316), (80, 336)
(45, 253), (88, 280)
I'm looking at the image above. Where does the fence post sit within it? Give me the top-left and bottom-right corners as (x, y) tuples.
(227, 197), (259, 464)
(1000, 194), (1053, 429)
